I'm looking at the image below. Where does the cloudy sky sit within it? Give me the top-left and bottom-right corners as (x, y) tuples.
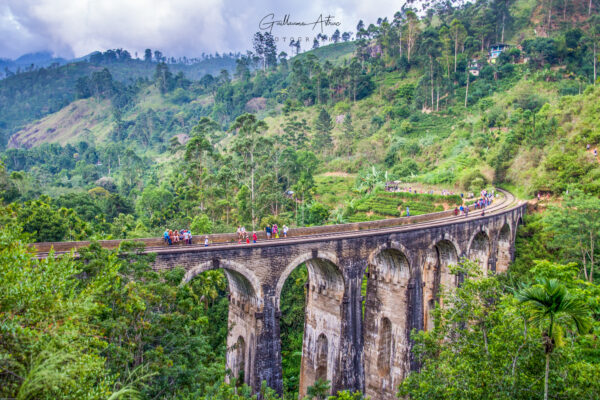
(0, 0), (407, 60)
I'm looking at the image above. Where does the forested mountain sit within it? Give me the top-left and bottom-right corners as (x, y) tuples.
(0, 49), (239, 141)
(1, 0), (600, 398)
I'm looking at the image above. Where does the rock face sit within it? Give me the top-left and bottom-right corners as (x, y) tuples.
(152, 204), (525, 398)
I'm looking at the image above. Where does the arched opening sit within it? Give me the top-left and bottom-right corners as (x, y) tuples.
(377, 317), (392, 375)
(423, 240), (459, 331)
(279, 264), (308, 397)
(496, 223), (512, 273)
(184, 262), (260, 388)
(277, 256), (344, 399)
(468, 231), (491, 275)
(315, 334), (328, 382)
(363, 247), (412, 400)
(233, 336), (246, 384)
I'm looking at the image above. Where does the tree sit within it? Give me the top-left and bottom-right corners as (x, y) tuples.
(332, 29), (341, 43)
(517, 279), (592, 400)
(421, 28), (441, 109)
(404, 11), (420, 63)
(253, 32), (266, 70)
(587, 15), (600, 85)
(230, 114), (269, 230)
(356, 20), (365, 39)
(543, 188), (600, 281)
(16, 199), (71, 242)
(472, 5), (495, 51)
(400, 258), (600, 400)
(312, 108), (333, 151)
(144, 48), (152, 62)
(191, 214), (213, 234)
(154, 62), (173, 94)
(185, 118), (217, 171)
(449, 19), (467, 73)
(264, 32), (278, 68)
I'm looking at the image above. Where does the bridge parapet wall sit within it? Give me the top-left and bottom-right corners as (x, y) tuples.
(32, 200), (496, 253)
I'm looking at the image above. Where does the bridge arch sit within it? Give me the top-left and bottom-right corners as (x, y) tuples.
(183, 259), (263, 301)
(423, 239), (460, 331)
(183, 259), (261, 387)
(275, 251), (342, 304)
(495, 222), (512, 273)
(468, 229), (492, 274)
(514, 215), (524, 241)
(367, 241), (412, 266)
(276, 250), (345, 398)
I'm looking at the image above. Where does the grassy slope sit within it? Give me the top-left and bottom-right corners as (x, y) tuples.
(293, 41), (356, 65)
(8, 98), (114, 147)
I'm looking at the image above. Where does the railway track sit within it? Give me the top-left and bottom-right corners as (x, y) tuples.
(36, 189), (521, 258)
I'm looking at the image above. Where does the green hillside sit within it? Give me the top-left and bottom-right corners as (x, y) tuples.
(0, 53), (238, 141)
(2, 0), (600, 398)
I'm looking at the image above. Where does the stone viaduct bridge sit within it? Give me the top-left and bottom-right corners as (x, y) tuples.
(36, 191), (526, 399)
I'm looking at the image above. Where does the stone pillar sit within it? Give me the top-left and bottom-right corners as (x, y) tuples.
(224, 270), (282, 395)
(334, 258), (365, 394)
(251, 295), (283, 395)
(363, 249), (418, 400)
(224, 269), (260, 389)
(407, 254), (423, 373)
(298, 258), (346, 398)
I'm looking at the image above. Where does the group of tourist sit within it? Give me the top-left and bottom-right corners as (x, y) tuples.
(474, 189), (494, 210)
(236, 226), (255, 244)
(235, 224), (289, 244)
(453, 189), (495, 217)
(264, 223), (288, 239)
(164, 229), (193, 245)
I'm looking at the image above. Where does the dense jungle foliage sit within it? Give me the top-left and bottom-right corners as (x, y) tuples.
(1, 0), (600, 398)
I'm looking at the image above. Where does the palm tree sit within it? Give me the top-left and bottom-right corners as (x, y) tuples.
(516, 279), (592, 400)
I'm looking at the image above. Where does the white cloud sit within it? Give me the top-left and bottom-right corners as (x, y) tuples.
(0, 0), (406, 59)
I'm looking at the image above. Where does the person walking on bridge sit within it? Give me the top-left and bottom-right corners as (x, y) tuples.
(282, 225), (288, 238)
(265, 224), (272, 239)
(252, 231), (257, 243)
